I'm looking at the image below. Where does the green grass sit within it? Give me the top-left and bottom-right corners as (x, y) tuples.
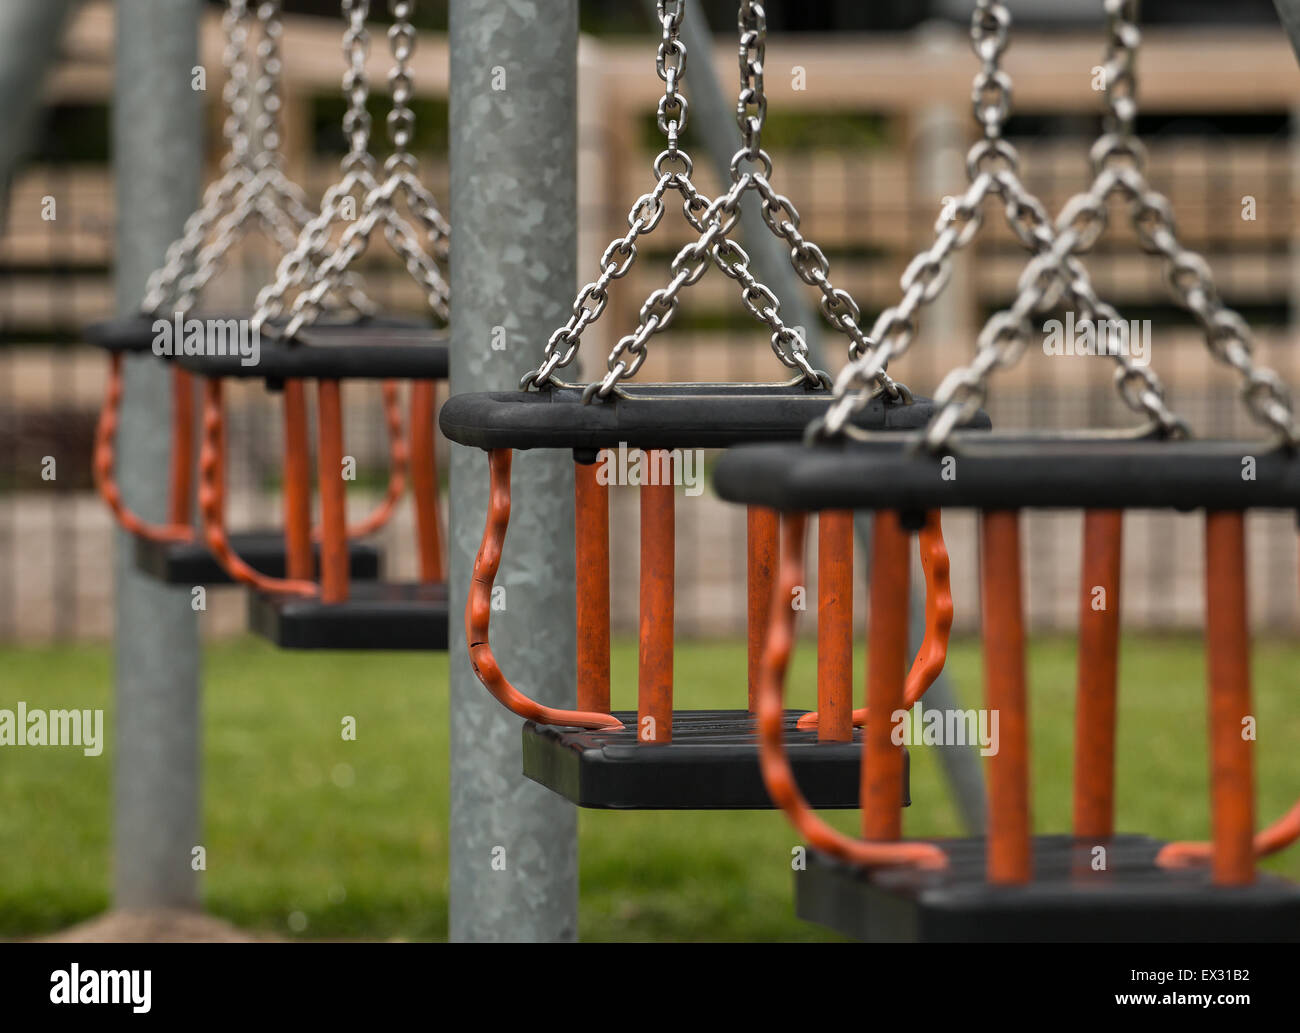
(1, 634), (1297, 941)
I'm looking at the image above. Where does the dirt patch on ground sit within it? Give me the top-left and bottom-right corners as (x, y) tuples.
(38, 909), (277, 943)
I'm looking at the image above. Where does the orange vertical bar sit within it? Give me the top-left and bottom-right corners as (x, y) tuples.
(1204, 510), (1255, 886)
(409, 381), (444, 582)
(168, 367), (195, 526)
(638, 450), (674, 744)
(315, 380), (349, 604)
(1073, 509), (1123, 840)
(981, 509), (1032, 885)
(747, 506), (779, 711)
(817, 510), (854, 743)
(862, 510), (909, 839)
(282, 380), (314, 580)
(575, 458), (611, 714)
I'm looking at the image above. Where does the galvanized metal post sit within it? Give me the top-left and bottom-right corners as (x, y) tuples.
(112, 0), (204, 911)
(1275, 0), (1300, 63)
(448, 0), (580, 942)
(0, 1), (80, 190)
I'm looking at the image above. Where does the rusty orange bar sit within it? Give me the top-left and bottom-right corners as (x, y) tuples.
(409, 380), (444, 582)
(282, 379), (314, 580)
(340, 380), (408, 540)
(638, 451), (674, 744)
(862, 510), (910, 840)
(816, 510), (854, 743)
(1073, 509), (1123, 840)
(196, 377), (315, 596)
(575, 458), (611, 714)
(168, 367), (195, 526)
(1204, 510), (1255, 886)
(747, 506), (779, 712)
(981, 509), (1032, 885)
(797, 510), (953, 732)
(315, 380), (349, 604)
(466, 448), (621, 730)
(755, 511), (947, 871)
(93, 353), (193, 543)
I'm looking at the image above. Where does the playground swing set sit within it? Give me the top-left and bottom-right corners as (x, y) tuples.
(88, 0), (1300, 941)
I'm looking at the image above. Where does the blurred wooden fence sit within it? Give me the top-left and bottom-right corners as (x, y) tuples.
(1, 2), (1298, 640)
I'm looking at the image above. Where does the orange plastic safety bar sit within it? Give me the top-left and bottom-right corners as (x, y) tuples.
(94, 354), (196, 544)
(1155, 511), (1300, 881)
(198, 378), (318, 596)
(795, 510), (954, 732)
(466, 448), (624, 730)
(756, 511), (948, 870)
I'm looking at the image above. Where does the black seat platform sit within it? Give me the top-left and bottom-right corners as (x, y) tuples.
(133, 531), (381, 586)
(248, 580), (449, 651)
(439, 383), (988, 452)
(796, 834), (1300, 942)
(714, 434), (1300, 512)
(522, 709), (910, 810)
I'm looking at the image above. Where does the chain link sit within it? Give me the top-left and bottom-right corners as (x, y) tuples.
(275, 0), (450, 340)
(141, 1), (373, 320)
(529, 2), (885, 400)
(923, 0), (1296, 448)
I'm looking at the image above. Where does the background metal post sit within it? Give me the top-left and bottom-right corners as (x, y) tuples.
(673, 0), (988, 833)
(112, 0), (204, 911)
(448, 0), (580, 942)
(0, 1), (80, 193)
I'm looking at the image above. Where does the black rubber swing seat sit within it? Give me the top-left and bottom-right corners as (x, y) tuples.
(713, 434), (1300, 512)
(522, 710), (910, 810)
(796, 835), (1300, 942)
(134, 531), (381, 586)
(85, 312), (442, 362)
(168, 324), (449, 382)
(247, 580), (449, 651)
(438, 383), (990, 452)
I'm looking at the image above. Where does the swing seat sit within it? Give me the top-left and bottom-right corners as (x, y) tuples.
(170, 323), (451, 652)
(443, 385), (980, 811)
(134, 531), (381, 586)
(85, 313), (438, 360)
(248, 579), (449, 651)
(439, 382), (986, 452)
(714, 434), (1300, 512)
(169, 321), (448, 384)
(522, 709), (910, 810)
(796, 835), (1300, 942)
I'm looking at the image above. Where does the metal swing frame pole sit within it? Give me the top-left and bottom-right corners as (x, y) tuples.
(448, 0), (580, 941)
(112, 0), (204, 911)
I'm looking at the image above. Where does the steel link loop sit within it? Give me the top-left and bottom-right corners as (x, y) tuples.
(259, 0), (451, 339)
(925, 0), (1297, 447)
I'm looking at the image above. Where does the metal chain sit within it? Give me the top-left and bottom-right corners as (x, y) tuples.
(923, 0), (1297, 448)
(534, 1), (876, 400)
(278, 0), (450, 339)
(252, 0), (381, 334)
(818, 0), (1174, 445)
(141, 0), (257, 314)
(521, 0), (703, 390)
(142, 1), (370, 318)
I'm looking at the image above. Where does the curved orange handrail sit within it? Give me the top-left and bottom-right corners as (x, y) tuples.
(94, 353), (195, 544)
(466, 448), (624, 730)
(197, 377), (318, 597)
(757, 512), (948, 870)
(796, 510), (953, 731)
